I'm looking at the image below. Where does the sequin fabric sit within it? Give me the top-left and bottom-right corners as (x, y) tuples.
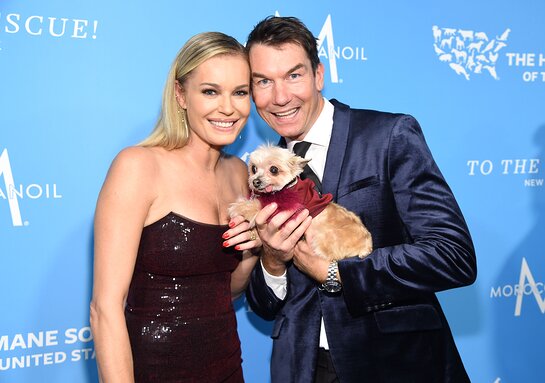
(125, 212), (244, 382)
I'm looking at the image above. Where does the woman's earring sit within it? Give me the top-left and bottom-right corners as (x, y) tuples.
(175, 96), (185, 122)
(178, 107), (186, 125)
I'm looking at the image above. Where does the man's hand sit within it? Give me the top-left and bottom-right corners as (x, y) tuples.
(293, 229), (331, 283)
(255, 203), (312, 276)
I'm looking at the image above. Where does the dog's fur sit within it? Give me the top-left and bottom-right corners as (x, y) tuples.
(228, 145), (373, 261)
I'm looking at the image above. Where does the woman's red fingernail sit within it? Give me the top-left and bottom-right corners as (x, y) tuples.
(229, 221), (235, 228)
(222, 232), (230, 239)
(223, 241), (229, 247)
(235, 245), (241, 251)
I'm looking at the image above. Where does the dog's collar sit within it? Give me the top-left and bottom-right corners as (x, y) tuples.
(285, 176), (298, 189)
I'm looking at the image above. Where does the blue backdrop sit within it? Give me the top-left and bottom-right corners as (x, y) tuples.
(1, 1), (544, 382)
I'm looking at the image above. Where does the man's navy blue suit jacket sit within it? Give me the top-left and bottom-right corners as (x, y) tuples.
(246, 99), (477, 383)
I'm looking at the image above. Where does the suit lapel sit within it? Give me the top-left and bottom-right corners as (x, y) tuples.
(323, 99), (351, 200)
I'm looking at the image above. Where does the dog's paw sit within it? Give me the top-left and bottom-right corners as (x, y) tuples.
(228, 198), (248, 218)
(228, 198), (261, 222)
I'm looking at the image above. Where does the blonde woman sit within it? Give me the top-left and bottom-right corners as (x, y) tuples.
(90, 32), (259, 382)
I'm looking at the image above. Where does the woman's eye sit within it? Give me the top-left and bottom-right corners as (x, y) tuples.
(270, 166), (278, 175)
(202, 89), (216, 95)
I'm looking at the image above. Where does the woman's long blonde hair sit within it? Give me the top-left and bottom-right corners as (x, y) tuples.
(139, 32), (247, 149)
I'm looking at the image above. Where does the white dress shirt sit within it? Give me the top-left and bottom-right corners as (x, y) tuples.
(261, 98), (334, 349)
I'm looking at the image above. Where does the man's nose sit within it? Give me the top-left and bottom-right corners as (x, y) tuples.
(272, 82), (290, 105)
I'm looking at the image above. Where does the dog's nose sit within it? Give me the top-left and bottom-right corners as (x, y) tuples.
(253, 179), (262, 188)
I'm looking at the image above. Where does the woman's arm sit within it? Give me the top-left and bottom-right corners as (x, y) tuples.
(222, 157), (261, 300)
(90, 147), (155, 382)
(227, 215), (261, 300)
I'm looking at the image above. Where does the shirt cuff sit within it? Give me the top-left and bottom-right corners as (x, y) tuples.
(260, 258), (287, 300)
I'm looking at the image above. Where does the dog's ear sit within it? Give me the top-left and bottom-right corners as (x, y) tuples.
(291, 155), (311, 171)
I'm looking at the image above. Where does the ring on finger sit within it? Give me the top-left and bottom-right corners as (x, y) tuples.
(249, 229), (257, 241)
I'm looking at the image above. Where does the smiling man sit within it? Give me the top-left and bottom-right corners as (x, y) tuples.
(243, 16), (477, 383)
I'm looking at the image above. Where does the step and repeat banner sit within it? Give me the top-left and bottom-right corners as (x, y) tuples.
(1, 1), (543, 382)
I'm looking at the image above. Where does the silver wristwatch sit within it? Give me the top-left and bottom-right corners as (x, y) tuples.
(321, 261), (342, 293)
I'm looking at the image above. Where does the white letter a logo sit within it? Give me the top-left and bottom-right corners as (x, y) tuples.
(514, 258), (545, 316)
(0, 149), (23, 226)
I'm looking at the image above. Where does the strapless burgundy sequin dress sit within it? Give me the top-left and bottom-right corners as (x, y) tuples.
(125, 212), (244, 382)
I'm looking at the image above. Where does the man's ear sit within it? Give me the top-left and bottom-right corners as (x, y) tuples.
(315, 63), (325, 92)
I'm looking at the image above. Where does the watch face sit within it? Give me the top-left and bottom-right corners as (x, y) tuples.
(322, 280), (342, 293)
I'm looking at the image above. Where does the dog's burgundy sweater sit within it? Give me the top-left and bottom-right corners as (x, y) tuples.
(253, 178), (333, 219)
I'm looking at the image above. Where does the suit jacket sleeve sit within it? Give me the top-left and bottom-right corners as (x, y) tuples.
(245, 260), (287, 321)
(337, 114), (477, 316)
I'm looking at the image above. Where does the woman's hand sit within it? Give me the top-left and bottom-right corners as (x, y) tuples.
(223, 215), (262, 252)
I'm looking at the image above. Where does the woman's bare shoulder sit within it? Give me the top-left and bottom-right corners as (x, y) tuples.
(110, 146), (161, 175)
(114, 145), (157, 164)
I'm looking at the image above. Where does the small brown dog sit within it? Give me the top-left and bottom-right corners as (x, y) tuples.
(228, 145), (372, 261)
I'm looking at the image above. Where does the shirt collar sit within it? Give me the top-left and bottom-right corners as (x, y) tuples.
(287, 98), (334, 150)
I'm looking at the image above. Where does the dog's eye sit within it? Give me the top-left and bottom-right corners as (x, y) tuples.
(251, 165), (257, 174)
(269, 166), (279, 175)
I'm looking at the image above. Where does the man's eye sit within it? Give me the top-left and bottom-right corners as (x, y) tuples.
(251, 165), (257, 174)
(270, 166), (279, 175)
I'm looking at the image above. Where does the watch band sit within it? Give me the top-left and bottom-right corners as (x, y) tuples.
(327, 261), (338, 282)
(321, 260), (342, 293)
